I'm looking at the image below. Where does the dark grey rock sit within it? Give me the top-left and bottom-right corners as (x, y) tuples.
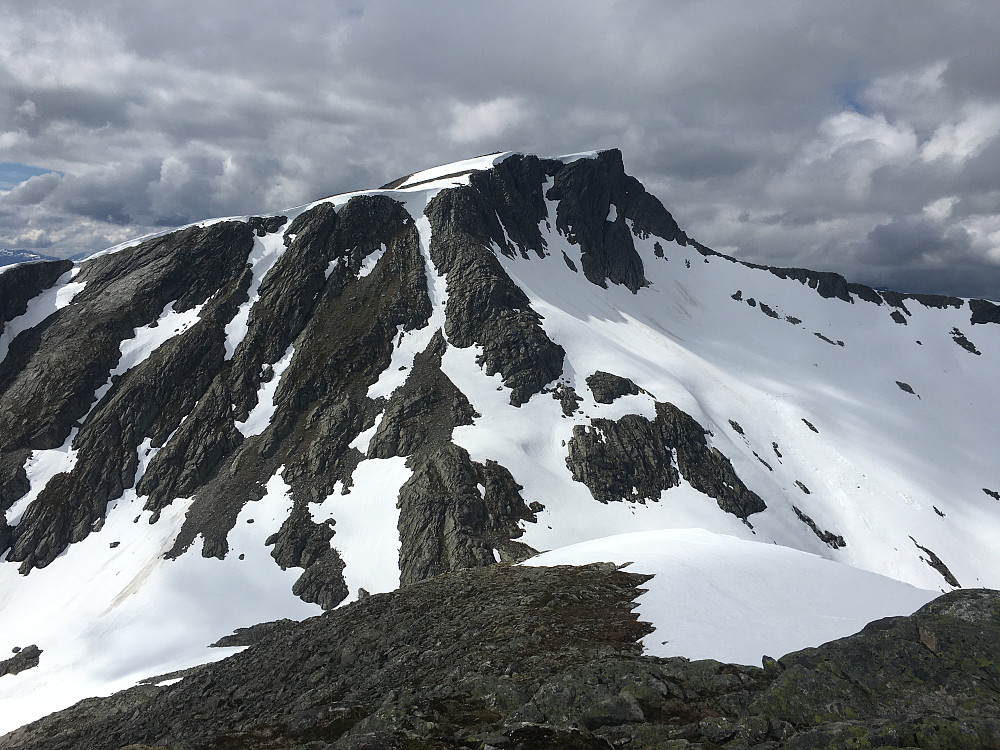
(266, 505), (348, 610)
(586, 370), (644, 404)
(550, 381), (583, 416)
(6, 578), (1000, 750)
(970, 298), (1000, 325)
(368, 330), (477, 460)
(565, 401), (766, 521)
(425, 184), (565, 406)
(950, 327), (981, 355)
(759, 303), (779, 319)
(792, 506), (847, 549)
(2, 222), (256, 571)
(0, 259), (73, 330)
(546, 149), (688, 293)
(396, 443), (538, 585)
(910, 536), (961, 588)
(0, 644), (41, 677)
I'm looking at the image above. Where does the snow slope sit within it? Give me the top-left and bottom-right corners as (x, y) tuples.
(526, 529), (938, 665)
(1, 150), (997, 734)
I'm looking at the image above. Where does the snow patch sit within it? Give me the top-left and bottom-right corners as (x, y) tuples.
(6, 428), (80, 527)
(0, 267), (84, 366)
(224, 230), (289, 360)
(358, 244), (387, 278)
(311, 457), (409, 604)
(235, 344), (295, 437)
(526, 529), (938, 665)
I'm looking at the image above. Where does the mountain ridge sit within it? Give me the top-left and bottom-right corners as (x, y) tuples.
(0, 148), (997, 738)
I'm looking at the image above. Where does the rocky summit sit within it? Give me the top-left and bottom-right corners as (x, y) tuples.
(0, 149), (998, 744)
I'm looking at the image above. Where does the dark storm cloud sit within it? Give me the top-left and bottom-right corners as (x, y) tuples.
(0, 1), (998, 298)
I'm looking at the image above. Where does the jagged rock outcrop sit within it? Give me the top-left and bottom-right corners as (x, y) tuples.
(0, 259), (74, 330)
(371, 331), (539, 584)
(586, 370), (645, 404)
(4, 573), (999, 750)
(546, 150), (686, 293)
(425, 180), (565, 406)
(0, 645), (41, 678)
(971, 298), (1000, 324)
(1, 222), (257, 571)
(566, 401), (767, 520)
(266, 505), (348, 611)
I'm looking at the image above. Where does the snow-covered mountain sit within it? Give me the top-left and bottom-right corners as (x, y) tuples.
(0, 249), (59, 268)
(1, 149), (998, 736)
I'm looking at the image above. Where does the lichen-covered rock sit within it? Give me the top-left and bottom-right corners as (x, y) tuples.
(0, 563), (653, 750)
(4, 582), (1000, 750)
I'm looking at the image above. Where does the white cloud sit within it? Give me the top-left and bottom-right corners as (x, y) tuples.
(922, 196), (956, 222)
(447, 97), (526, 145)
(921, 104), (1000, 163)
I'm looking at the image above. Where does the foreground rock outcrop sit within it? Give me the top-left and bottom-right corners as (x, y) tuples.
(4, 565), (998, 750)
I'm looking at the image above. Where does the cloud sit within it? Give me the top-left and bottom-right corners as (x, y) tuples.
(0, 1), (996, 298)
(447, 97), (527, 145)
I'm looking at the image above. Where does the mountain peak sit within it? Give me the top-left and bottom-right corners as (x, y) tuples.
(0, 148), (997, 736)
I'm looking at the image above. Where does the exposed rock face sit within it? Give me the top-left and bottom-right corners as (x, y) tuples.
(0, 645), (41, 678)
(5, 576), (1000, 750)
(586, 370), (644, 404)
(566, 401), (766, 521)
(1, 222), (257, 572)
(971, 298), (1000, 324)
(266, 505), (347, 611)
(546, 150), (686, 293)
(160, 194), (431, 585)
(792, 505), (847, 549)
(425, 179), (564, 406)
(0, 259), (73, 330)
(911, 536), (961, 588)
(371, 331), (540, 584)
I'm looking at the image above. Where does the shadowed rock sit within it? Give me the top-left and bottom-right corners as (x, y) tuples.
(566, 401), (766, 521)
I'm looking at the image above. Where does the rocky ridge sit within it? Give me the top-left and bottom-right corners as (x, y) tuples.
(2, 566), (999, 750)
(2, 148), (999, 738)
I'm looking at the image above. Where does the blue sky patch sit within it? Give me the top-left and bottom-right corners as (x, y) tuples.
(0, 162), (63, 191)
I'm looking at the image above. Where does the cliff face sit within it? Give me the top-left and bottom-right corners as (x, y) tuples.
(0, 149), (998, 737)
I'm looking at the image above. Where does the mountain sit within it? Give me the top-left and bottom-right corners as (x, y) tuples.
(0, 249), (60, 268)
(0, 149), (998, 745)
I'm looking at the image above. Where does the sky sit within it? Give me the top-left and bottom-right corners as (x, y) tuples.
(1, 1), (999, 298)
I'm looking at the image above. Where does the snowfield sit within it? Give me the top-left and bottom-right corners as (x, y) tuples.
(526, 529), (938, 665)
(0, 151), (997, 734)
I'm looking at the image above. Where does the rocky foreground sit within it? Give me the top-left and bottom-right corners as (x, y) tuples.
(2, 563), (998, 750)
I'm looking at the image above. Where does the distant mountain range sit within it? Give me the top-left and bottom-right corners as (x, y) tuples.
(1, 149), (998, 747)
(0, 249), (60, 267)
